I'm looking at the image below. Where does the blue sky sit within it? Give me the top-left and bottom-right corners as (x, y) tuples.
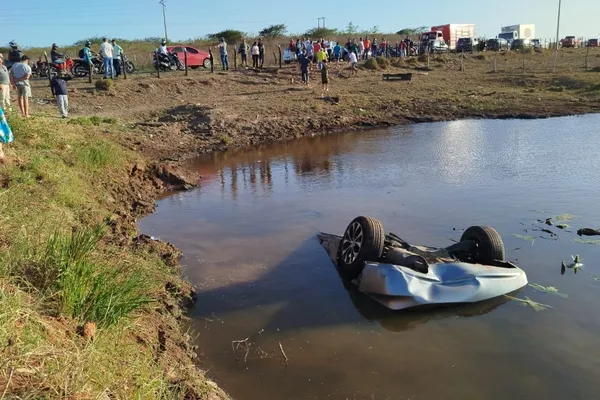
(2, 0), (599, 48)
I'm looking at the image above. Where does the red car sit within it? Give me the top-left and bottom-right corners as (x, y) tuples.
(167, 45), (212, 68)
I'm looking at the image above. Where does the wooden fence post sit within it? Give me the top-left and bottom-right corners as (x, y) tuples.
(155, 51), (160, 78)
(209, 48), (214, 73)
(273, 51), (277, 65)
(233, 45), (237, 70)
(585, 46), (590, 70)
(460, 51), (464, 72)
(522, 49), (526, 75)
(43, 52), (54, 96)
(121, 53), (127, 80)
(184, 48), (188, 76)
(427, 53), (430, 69)
(278, 45), (282, 68)
(493, 56), (497, 73)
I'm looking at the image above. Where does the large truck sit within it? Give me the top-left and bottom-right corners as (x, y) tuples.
(498, 24), (535, 45)
(429, 24), (476, 50)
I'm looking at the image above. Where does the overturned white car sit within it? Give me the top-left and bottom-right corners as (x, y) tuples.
(318, 216), (528, 310)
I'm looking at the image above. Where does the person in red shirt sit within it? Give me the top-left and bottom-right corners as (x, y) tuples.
(313, 41), (321, 54)
(363, 37), (371, 59)
(400, 41), (407, 58)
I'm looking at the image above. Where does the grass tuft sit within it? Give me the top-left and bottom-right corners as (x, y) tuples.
(95, 79), (114, 91)
(375, 57), (390, 69)
(76, 140), (122, 170)
(60, 260), (151, 327)
(363, 58), (379, 70)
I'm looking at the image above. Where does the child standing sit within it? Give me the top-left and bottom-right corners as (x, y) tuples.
(321, 59), (329, 92)
(51, 72), (71, 118)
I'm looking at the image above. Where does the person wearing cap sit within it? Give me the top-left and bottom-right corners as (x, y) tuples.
(0, 54), (10, 111)
(51, 71), (71, 118)
(99, 37), (114, 79)
(9, 55), (32, 118)
(51, 43), (66, 64)
(111, 39), (123, 78)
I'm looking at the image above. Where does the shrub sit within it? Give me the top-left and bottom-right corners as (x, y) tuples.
(405, 57), (419, 65)
(375, 56), (390, 69)
(59, 260), (151, 327)
(363, 58), (379, 70)
(95, 79), (114, 91)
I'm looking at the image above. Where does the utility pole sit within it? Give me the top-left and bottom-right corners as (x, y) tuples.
(159, 0), (168, 43)
(321, 17), (326, 28)
(552, 0), (562, 72)
(317, 17), (326, 29)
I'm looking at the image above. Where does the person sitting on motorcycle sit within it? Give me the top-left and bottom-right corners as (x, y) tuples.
(50, 43), (66, 65)
(82, 41), (94, 68)
(157, 40), (171, 64)
(8, 41), (23, 64)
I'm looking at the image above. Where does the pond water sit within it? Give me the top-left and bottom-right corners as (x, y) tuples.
(140, 115), (600, 400)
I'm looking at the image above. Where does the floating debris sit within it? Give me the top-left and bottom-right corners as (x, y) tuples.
(577, 228), (600, 237)
(556, 224), (569, 230)
(554, 214), (576, 222)
(512, 234), (536, 246)
(505, 295), (554, 311)
(528, 283), (568, 298)
(533, 210), (549, 214)
(573, 237), (600, 246)
(561, 255), (584, 275)
(545, 218), (553, 226)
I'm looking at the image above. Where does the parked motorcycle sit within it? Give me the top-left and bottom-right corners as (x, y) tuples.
(71, 54), (135, 77)
(152, 51), (184, 71)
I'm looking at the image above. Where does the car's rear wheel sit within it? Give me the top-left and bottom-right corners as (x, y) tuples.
(460, 226), (505, 264)
(203, 58), (211, 68)
(338, 216), (385, 279)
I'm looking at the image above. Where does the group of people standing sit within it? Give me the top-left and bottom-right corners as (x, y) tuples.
(217, 38), (268, 71)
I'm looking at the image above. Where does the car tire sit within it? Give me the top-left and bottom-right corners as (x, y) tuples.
(338, 216), (385, 280)
(203, 58), (211, 68)
(460, 226), (505, 264)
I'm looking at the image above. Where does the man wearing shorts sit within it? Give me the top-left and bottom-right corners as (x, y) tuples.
(10, 55), (32, 117)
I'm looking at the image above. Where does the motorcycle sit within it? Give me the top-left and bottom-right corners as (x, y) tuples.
(152, 51), (184, 71)
(71, 55), (102, 77)
(72, 54), (135, 77)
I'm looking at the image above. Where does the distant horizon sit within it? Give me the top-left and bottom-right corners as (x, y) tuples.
(2, 0), (599, 48)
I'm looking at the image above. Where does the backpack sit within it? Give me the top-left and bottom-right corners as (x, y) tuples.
(78, 48), (85, 58)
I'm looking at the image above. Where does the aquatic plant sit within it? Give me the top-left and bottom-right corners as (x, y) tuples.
(561, 255), (584, 274)
(512, 234), (536, 246)
(553, 213), (576, 222)
(528, 283), (568, 298)
(505, 295), (553, 311)
(573, 237), (600, 246)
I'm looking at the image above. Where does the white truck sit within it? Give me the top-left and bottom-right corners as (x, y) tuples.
(498, 24), (535, 45)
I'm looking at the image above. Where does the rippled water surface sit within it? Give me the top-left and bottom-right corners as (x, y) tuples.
(140, 115), (600, 399)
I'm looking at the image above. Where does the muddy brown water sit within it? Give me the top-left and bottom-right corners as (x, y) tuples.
(140, 115), (600, 400)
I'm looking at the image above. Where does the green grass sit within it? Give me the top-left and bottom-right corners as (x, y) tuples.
(95, 78), (115, 91)
(0, 115), (223, 398)
(363, 58), (379, 70)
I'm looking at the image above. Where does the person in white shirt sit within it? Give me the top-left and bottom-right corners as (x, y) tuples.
(349, 51), (358, 76)
(99, 37), (114, 79)
(158, 39), (168, 55)
(251, 42), (260, 69)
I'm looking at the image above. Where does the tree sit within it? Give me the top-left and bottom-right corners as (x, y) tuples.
(259, 24), (287, 39)
(370, 25), (380, 35)
(207, 30), (245, 43)
(345, 22), (359, 35)
(304, 27), (338, 38)
(396, 26), (429, 36)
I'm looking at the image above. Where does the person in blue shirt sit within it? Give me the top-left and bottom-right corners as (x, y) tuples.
(333, 43), (342, 69)
(111, 39), (123, 77)
(82, 41), (94, 71)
